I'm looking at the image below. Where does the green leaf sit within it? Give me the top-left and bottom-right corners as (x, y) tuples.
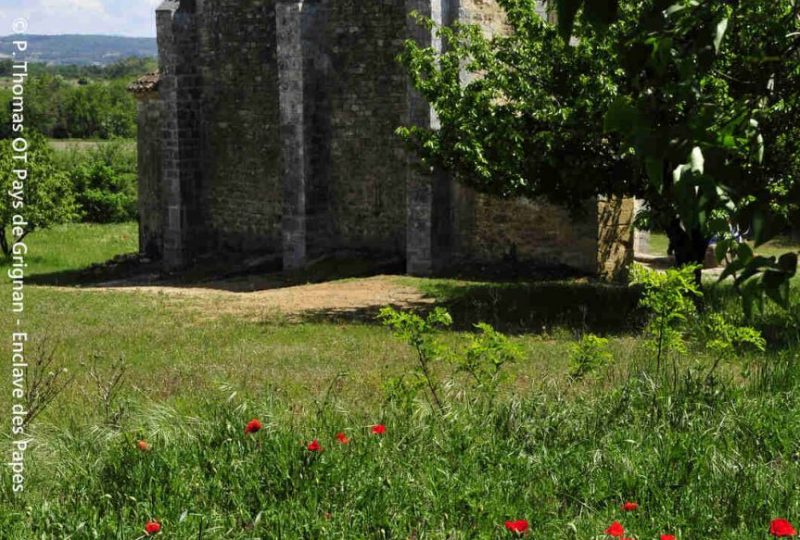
(715, 238), (732, 264)
(739, 276), (764, 320)
(604, 96), (638, 134)
(736, 242), (754, 264)
(645, 158), (664, 191)
(713, 17), (729, 52)
(751, 209), (781, 247)
(689, 146), (704, 174)
(664, 1), (699, 17)
(763, 271), (791, 308)
(777, 252), (798, 275)
(719, 256), (744, 283)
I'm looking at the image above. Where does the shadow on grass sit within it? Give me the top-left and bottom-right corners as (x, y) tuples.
(27, 250), (644, 335)
(25, 251), (406, 291)
(706, 283), (800, 349)
(301, 278), (645, 335)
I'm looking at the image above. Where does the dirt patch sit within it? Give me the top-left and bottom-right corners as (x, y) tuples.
(81, 275), (434, 321)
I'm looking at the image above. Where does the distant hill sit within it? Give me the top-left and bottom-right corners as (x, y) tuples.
(0, 34), (157, 66)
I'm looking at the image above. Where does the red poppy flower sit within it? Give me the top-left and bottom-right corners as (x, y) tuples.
(371, 424), (386, 435)
(144, 520), (161, 535)
(504, 519), (529, 534)
(605, 521), (625, 537)
(661, 535), (677, 540)
(335, 432), (350, 444)
(136, 440), (151, 452)
(621, 501), (638, 512)
(244, 418), (263, 435)
(307, 439), (322, 452)
(771, 518), (798, 537)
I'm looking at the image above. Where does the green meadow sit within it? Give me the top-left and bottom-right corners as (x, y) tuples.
(0, 223), (799, 539)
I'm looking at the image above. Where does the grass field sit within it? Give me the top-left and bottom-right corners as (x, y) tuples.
(644, 231), (800, 260)
(49, 138), (137, 152)
(1, 224), (799, 539)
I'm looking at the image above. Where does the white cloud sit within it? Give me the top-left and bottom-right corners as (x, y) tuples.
(0, 0), (157, 37)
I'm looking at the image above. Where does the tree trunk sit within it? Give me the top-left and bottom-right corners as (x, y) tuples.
(665, 218), (709, 284)
(0, 229), (9, 257)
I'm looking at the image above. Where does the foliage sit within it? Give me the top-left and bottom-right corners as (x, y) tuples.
(378, 307), (453, 413)
(0, 70), (138, 139)
(0, 133), (79, 255)
(696, 311), (766, 383)
(631, 263), (700, 372)
(0, 224), (797, 540)
(67, 145), (138, 223)
(456, 322), (522, 392)
(400, 0), (799, 313)
(583, 1), (799, 306)
(380, 308), (523, 407)
(568, 333), (613, 380)
(22, 340), (75, 429)
(2, 371), (800, 538)
(398, 2), (627, 209)
(715, 239), (799, 319)
(632, 263), (769, 387)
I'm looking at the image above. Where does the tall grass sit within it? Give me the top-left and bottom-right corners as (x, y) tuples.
(1, 224), (799, 538)
(1, 363), (799, 538)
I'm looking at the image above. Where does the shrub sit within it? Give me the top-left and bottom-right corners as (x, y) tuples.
(630, 263), (701, 374)
(71, 162), (137, 223)
(55, 140), (138, 223)
(0, 132), (79, 255)
(568, 333), (613, 381)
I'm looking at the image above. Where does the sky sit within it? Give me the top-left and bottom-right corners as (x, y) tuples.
(0, 0), (161, 37)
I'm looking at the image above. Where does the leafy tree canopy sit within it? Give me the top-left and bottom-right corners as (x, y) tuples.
(399, 0), (799, 316)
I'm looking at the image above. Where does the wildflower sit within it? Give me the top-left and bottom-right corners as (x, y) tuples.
(335, 432), (350, 444)
(244, 418), (263, 435)
(504, 519), (529, 534)
(661, 535), (677, 540)
(144, 520), (161, 535)
(371, 424), (386, 435)
(605, 521), (625, 537)
(307, 439), (322, 452)
(136, 440), (151, 452)
(771, 518), (798, 537)
(621, 501), (638, 512)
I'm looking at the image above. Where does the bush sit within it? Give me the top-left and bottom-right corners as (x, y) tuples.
(0, 133), (79, 255)
(71, 162), (137, 223)
(54, 140), (138, 223)
(569, 333), (613, 380)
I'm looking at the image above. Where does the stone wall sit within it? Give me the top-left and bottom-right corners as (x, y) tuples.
(195, 0), (283, 255)
(135, 94), (164, 259)
(598, 197), (635, 280)
(307, 0), (410, 256)
(143, 0), (633, 279)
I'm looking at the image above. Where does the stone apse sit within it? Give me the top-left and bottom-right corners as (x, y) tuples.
(130, 0), (634, 279)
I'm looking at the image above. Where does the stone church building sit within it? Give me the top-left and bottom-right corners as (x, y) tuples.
(130, 0), (634, 278)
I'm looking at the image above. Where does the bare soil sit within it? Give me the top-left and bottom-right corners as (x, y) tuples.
(82, 275), (433, 321)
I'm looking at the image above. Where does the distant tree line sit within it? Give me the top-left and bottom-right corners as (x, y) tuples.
(0, 57), (156, 82)
(0, 57), (156, 140)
